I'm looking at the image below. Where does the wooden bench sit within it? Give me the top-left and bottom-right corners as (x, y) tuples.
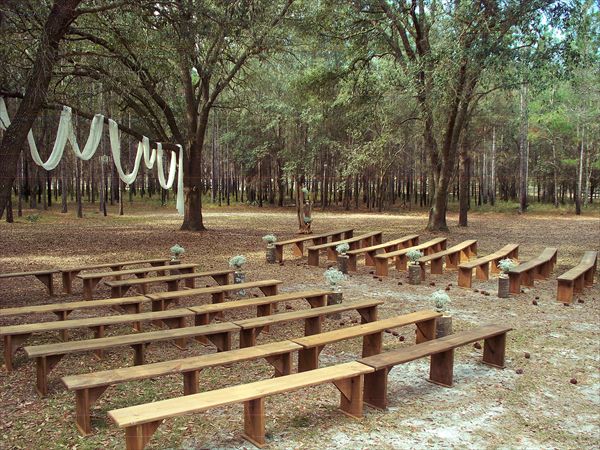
(359, 324), (512, 410)
(1, 308), (194, 372)
(374, 238), (447, 276)
(346, 234), (420, 271)
(457, 244), (519, 288)
(62, 341), (302, 435)
(508, 247), (558, 294)
(145, 279), (282, 311)
(108, 361), (374, 450)
(26, 321), (239, 398)
(557, 251), (597, 303)
(104, 269), (233, 297)
(418, 239), (478, 279)
(233, 299), (384, 348)
(274, 228), (354, 262)
(293, 310), (442, 372)
(60, 258), (171, 294)
(0, 269), (60, 296)
(77, 263), (199, 300)
(307, 231), (383, 267)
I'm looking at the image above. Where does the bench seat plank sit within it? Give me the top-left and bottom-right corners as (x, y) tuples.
(556, 251), (597, 303)
(0, 269), (60, 296)
(418, 240), (477, 278)
(375, 238), (447, 276)
(104, 269), (233, 297)
(508, 247), (557, 294)
(457, 244), (519, 288)
(274, 228), (354, 262)
(346, 235), (419, 271)
(307, 232), (383, 266)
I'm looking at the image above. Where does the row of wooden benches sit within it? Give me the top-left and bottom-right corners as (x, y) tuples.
(106, 321), (511, 450)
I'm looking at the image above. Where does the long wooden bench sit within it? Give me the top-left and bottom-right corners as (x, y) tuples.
(77, 263), (199, 300)
(418, 239), (477, 279)
(108, 361), (374, 450)
(274, 228), (354, 262)
(145, 279), (282, 311)
(359, 324), (512, 410)
(104, 269), (233, 297)
(508, 247), (558, 294)
(307, 231), (383, 266)
(293, 310), (442, 372)
(557, 251), (597, 303)
(60, 258), (171, 294)
(232, 299), (384, 348)
(26, 321), (240, 398)
(0, 269), (60, 296)
(374, 238), (447, 276)
(1, 308), (194, 372)
(457, 244), (519, 288)
(346, 234), (420, 272)
(62, 341), (302, 435)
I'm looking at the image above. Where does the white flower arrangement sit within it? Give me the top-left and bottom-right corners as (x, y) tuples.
(497, 258), (517, 275)
(431, 290), (451, 313)
(170, 244), (185, 258)
(262, 234), (277, 245)
(336, 242), (350, 255)
(229, 255), (247, 269)
(406, 249), (424, 265)
(324, 267), (346, 289)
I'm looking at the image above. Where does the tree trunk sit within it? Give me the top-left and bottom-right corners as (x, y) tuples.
(518, 83), (529, 213)
(575, 127), (584, 215)
(458, 141), (470, 227)
(0, 0), (82, 219)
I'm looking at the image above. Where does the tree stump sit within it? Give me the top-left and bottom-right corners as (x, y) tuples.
(498, 276), (510, 298)
(408, 264), (421, 285)
(337, 255), (349, 274)
(436, 315), (453, 338)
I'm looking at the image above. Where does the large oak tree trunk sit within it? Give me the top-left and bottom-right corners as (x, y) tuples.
(0, 0), (83, 219)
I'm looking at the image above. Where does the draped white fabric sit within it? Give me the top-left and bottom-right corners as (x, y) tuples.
(0, 97), (184, 215)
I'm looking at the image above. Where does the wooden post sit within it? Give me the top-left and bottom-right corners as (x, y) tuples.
(483, 333), (507, 368)
(335, 375), (365, 418)
(429, 348), (454, 387)
(363, 368), (389, 410)
(243, 398), (266, 448)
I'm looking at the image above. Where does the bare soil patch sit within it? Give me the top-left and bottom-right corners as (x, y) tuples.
(0, 204), (598, 449)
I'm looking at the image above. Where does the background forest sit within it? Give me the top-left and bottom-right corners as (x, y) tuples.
(0, 0), (598, 231)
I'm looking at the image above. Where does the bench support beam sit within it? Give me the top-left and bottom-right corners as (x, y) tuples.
(243, 398), (266, 448)
(3, 333), (31, 372)
(125, 420), (162, 450)
(35, 354), (64, 397)
(75, 385), (109, 435)
(429, 349), (454, 387)
(183, 369), (201, 395)
(482, 333), (507, 368)
(334, 374), (365, 418)
(363, 368), (389, 410)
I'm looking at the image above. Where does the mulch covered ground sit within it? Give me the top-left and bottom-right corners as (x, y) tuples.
(0, 203), (598, 449)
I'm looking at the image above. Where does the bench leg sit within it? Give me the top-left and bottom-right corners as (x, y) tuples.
(584, 267), (595, 286)
(327, 247), (338, 262)
(194, 314), (211, 345)
(239, 329), (257, 348)
(395, 255), (408, 271)
(458, 268), (472, 288)
(334, 374), (365, 419)
(415, 318), (437, 344)
(557, 280), (574, 303)
(183, 369), (201, 395)
(75, 385), (109, 436)
(265, 351), (293, 377)
(256, 304), (273, 333)
(475, 263), (489, 280)
(375, 258), (388, 277)
(120, 302), (142, 315)
(111, 286), (124, 298)
(574, 275), (585, 293)
(431, 257), (444, 274)
(53, 310), (73, 341)
(429, 349), (454, 387)
(297, 345), (324, 372)
(82, 278), (101, 300)
(167, 280), (179, 291)
(509, 274), (521, 295)
(292, 242), (304, 258)
(347, 254), (357, 272)
(212, 273), (230, 286)
(365, 250), (377, 267)
(243, 398), (266, 448)
(358, 305), (378, 323)
(259, 284), (278, 297)
(207, 331), (232, 352)
(275, 245), (284, 262)
(34, 273), (55, 296)
(132, 344), (146, 365)
(363, 368), (389, 410)
(362, 332), (382, 357)
(445, 253), (459, 270)
(36, 354), (64, 397)
(62, 271), (79, 294)
(3, 333), (31, 372)
(124, 420), (162, 450)
(307, 249), (320, 267)
(304, 316), (322, 336)
(483, 333), (507, 368)
(307, 294), (328, 308)
(90, 326), (105, 359)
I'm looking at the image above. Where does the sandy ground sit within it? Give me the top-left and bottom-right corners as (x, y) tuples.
(0, 203), (598, 450)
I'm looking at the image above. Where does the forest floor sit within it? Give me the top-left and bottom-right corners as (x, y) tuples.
(0, 203), (599, 450)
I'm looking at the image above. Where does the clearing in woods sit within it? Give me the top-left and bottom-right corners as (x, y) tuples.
(0, 205), (598, 449)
